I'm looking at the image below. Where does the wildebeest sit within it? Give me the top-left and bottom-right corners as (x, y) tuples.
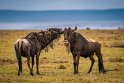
(63, 27), (106, 74)
(14, 28), (63, 76)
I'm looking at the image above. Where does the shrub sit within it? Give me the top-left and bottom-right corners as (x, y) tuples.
(108, 58), (124, 62)
(86, 27), (90, 30)
(58, 64), (66, 69)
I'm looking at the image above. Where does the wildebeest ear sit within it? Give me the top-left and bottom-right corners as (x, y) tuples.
(64, 28), (67, 30)
(74, 26), (77, 31)
(68, 27), (71, 29)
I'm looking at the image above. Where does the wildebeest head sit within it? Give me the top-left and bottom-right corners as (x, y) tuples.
(64, 26), (77, 46)
(48, 28), (64, 35)
(38, 30), (60, 51)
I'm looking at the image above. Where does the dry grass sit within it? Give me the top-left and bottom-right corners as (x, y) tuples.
(0, 29), (124, 83)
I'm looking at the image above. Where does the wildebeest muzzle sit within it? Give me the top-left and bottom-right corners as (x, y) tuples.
(64, 40), (69, 46)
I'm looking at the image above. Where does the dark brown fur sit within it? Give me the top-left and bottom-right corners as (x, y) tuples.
(64, 27), (106, 74)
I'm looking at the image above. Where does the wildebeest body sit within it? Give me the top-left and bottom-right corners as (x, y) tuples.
(69, 32), (96, 58)
(15, 28), (63, 76)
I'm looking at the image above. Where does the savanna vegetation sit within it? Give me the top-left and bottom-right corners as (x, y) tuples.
(0, 29), (124, 83)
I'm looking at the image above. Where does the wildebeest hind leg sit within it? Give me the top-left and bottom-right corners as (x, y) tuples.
(17, 55), (22, 76)
(95, 52), (106, 73)
(27, 57), (33, 76)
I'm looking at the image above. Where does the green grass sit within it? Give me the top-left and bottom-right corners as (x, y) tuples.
(0, 30), (124, 83)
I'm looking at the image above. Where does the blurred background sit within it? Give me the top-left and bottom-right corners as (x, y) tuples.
(0, 0), (124, 30)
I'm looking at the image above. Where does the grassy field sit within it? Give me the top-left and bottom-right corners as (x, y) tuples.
(0, 29), (124, 83)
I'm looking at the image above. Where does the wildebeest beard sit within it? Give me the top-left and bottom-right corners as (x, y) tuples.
(65, 42), (71, 54)
(44, 28), (63, 51)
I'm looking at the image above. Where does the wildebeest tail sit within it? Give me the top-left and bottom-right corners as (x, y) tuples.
(15, 40), (23, 72)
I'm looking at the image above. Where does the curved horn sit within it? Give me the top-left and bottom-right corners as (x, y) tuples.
(74, 26), (77, 31)
(68, 27), (71, 29)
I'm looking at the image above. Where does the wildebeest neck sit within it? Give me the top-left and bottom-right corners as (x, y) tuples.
(38, 31), (59, 49)
(71, 32), (88, 45)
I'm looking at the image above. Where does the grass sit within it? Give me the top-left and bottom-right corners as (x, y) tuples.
(0, 29), (124, 83)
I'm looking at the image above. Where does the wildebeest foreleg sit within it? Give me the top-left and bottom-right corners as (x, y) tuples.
(88, 55), (95, 73)
(76, 53), (80, 74)
(73, 53), (80, 74)
(36, 55), (40, 75)
(31, 56), (34, 76)
(36, 48), (41, 75)
(73, 55), (77, 74)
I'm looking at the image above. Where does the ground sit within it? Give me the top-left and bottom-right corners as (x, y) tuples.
(0, 29), (124, 83)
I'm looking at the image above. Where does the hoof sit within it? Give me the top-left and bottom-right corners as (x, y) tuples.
(74, 72), (78, 75)
(87, 72), (91, 74)
(37, 72), (40, 75)
(30, 72), (34, 76)
(17, 74), (20, 76)
(102, 70), (106, 73)
(99, 70), (106, 74)
(18, 72), (20, 76)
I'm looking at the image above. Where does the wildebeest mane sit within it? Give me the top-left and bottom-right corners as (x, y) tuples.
(65, 31), (89, 54)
